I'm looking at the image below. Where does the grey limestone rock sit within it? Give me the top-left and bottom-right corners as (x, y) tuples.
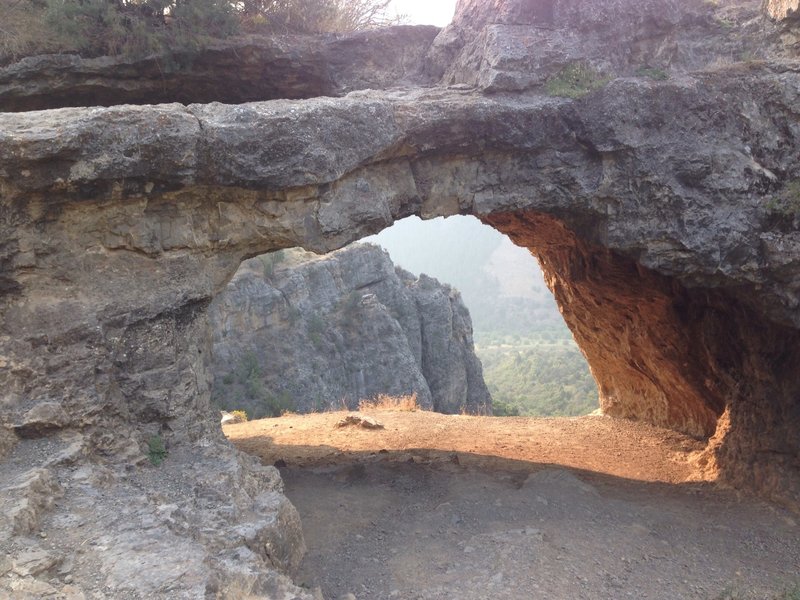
(0, 26), (440, 112)
(209, 244), (492, 416)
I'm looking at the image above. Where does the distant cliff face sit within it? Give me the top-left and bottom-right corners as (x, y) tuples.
(209, 244), (492, 417)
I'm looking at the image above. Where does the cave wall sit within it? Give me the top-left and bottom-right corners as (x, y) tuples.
(487, 211), (800, 506)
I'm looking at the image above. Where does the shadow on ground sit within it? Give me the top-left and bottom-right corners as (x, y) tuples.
(229, 432), (799, 600)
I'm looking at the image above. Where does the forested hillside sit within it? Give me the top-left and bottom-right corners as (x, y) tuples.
(365, 216), (599, 417)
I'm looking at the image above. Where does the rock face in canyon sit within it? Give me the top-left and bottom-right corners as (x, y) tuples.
(209, 244), (491, 416)
(1, 0), (800, 596)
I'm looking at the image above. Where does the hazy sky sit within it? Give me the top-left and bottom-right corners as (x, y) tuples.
(390, 0), (457, 26)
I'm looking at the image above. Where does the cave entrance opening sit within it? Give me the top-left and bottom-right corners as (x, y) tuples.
(209, 214), (599, 421)
(213, 209), (800, 597)
(363, 214), (599, 418)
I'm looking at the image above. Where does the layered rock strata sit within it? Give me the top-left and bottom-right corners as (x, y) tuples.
(210, 244), (492, 416)
(0, 26), (439, 112)
(1, 0), (800, 596)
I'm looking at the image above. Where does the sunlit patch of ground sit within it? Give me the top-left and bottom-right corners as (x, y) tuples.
(225, 411), (799, 600)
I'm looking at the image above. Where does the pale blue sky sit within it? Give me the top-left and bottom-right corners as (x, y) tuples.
(390, 0), (457, 26)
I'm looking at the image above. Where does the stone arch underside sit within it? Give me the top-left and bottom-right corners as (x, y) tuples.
(2, 77), (799, 509)
(2, 0), (800, 595)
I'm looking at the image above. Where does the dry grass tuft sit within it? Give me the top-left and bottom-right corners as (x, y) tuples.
(229, 409), (249, 423)
(0, 1), (63, 66)
(358, 393), (420, 412)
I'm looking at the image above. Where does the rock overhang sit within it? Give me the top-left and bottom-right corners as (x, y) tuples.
(0, 25), (442, 112)
(2, 73), (798, 325)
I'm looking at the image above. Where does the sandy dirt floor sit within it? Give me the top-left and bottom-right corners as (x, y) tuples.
(225, 411), (799, 600)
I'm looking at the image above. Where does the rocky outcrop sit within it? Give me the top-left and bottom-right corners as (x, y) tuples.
(1, 0), (800, 596)
(435, 0), (800, 94)
(209, 244), (492, 416)
(0, 26), (439, 112)
(765, 0), (800, 21)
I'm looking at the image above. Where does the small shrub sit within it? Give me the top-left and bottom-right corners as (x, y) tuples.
(359, 393), (419, 412)
(2, 0), (399, 64)
(0, 0), (59, 65)
(779, 583), (800, 600)
(230, 409), (248, 423)
(287, 306), (302, 324)
(307, 313), (326, 347)
(326, 396), (351, 412)
(242, 0), (397, 34)
(765, 180), (800, 218)
(222, 372), (235, 385)
(245, 374), (266, 399)
(264, 392), (294, 417)
(635, 66), (669, 81)
(492, 399), (521, 416)
(545, 62), (611, 99)
(260, 250), (286, 279)
(237, 351), (261, 382)
(338, 290), (364, 327)
(715, 16), (735, 28)
(42, 0), (238, 60)
(147, 435), (167, 466)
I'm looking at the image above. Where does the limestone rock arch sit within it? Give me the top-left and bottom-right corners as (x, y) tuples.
(1, 0), (799, 596)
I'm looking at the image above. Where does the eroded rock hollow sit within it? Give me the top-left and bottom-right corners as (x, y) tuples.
(1, 0), (800, 596)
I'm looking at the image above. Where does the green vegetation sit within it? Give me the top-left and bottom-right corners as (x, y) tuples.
(307, 312), (326, 347)
(260, 250), (287, 279)
(368, 215), (600, 418)
(491, 398), (520, 416)
(9, 0), (239, 62)
(147, 435), (167, 466)
(236, 350), (261, 382)
(339, 290), (362, 320)
(0, 0), (55, 62)
(782, 584), (800, 600)
(545, 62), (611, 99)
(715, 15), (735, 29)
(263, 391), (294, 417)
(238, 0), (396, 33)
(635, 66), (669, 81)
(216, 351), (295, 419)
(365, 215), (563, 338)
(765, 180), (800, 218)
(0, 0), (398, 65)
(477, 333), (598, 417)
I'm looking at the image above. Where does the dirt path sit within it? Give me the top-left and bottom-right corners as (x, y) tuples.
(225, 411), (799, 600)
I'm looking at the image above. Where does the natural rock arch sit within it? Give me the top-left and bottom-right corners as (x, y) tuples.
(2, 85), (798, 503)
(2, 0), (799, 596)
